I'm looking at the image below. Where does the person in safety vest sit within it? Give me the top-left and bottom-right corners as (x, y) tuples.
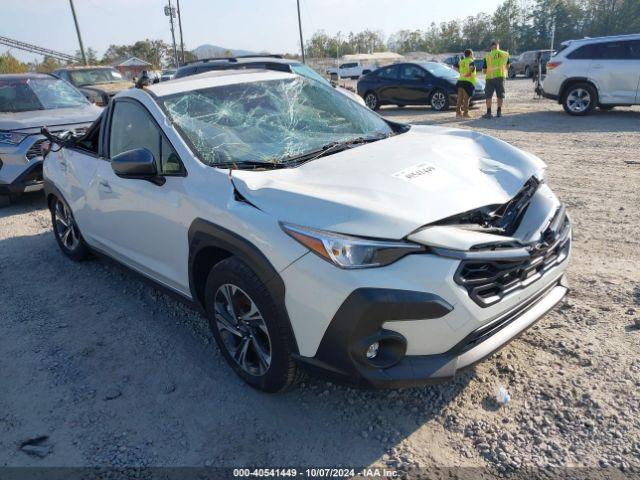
(455, 49), (476, 118)
(482, 41), (510, 118)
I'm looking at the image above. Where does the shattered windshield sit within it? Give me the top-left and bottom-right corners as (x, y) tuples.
(159, 77), (394, 167)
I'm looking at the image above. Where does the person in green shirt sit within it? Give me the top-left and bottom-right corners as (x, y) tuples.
(482, 41), (511, 118)
(455, 49), (477, 118)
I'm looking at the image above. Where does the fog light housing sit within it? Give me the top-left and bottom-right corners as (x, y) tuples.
(365, 341), (379, 359)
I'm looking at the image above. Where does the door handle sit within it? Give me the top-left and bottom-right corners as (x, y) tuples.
(98, 180), (112, 193)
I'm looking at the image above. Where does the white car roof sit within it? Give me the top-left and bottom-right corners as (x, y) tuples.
(147, 69), (295, 97)
(562, 33), (640, 47)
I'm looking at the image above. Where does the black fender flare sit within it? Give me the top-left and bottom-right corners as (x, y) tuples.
(187, 218), (299, 354)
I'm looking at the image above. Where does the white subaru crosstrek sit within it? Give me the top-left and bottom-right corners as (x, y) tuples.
(44, 69), (571, 392)
(543, 34), (640, 115)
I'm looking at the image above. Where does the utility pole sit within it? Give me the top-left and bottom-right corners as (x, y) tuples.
(68, 0), (87, 65)
(176, 0), (185, 64)
(164, 0), (179, 68)
(296, 0), (305, 63)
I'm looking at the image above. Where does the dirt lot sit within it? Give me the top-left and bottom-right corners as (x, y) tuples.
(1, 79), (639, 477)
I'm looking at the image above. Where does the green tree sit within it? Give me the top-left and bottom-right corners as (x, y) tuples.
(35, 55), (62, 73)
(0, 52), (28, 74)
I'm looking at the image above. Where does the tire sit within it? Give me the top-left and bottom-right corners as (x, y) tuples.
(429, 89), (450, 111)
(204, 257), (300, 393)
(562, 82), (597, 116)
(0, 194), (11, 208)
(524, 66), (532, 78)
(50, 195), (91, 261)
(508, 66), (516, 79)
(364, 91), (379, 110)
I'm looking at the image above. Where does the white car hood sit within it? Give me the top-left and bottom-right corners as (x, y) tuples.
(232, 125), (546, 239)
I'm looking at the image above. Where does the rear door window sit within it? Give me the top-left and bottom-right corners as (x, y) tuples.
(400, 64), (425, 80)
(377, 65), (399, 80)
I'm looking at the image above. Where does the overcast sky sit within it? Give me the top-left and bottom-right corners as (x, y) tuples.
(5, 0), (504, 63)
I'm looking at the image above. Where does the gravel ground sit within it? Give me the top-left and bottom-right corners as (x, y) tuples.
(1, 78), (639, 478)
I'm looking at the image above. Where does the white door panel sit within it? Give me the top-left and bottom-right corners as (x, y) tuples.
(590, 60), (640, 104)
(89, 161), (190, 294)
(59, 149), (101, 238)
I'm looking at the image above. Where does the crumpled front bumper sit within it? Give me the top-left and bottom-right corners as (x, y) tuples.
(297, 276), (568, 389)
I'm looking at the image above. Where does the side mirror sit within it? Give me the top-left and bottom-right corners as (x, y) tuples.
(111, 148), (165, 185)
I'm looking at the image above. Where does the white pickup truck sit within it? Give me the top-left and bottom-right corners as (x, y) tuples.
(326, 61), (376, 79)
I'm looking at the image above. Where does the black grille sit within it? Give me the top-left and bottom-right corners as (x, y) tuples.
(26, 139), (47, 160)
(455, 213), (570, 307)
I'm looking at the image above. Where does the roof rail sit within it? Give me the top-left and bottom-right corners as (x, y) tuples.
(183, 54), (284, 66)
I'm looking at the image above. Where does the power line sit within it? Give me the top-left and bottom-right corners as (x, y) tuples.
(0, 35), (79, 63)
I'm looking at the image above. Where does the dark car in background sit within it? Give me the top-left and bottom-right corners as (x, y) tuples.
(0, 74), (101, 205)
(357, 62), (485, 111)
(509, 50), (553, 78)
(52, 66), (133, 106)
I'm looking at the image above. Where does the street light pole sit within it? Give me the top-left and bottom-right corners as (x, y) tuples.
(296, 0), (305, 63)
(176, 0), (185, 64)
(68, 0), (87, 65)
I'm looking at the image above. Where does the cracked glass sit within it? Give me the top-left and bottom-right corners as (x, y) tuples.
(159, 77), (393, 167)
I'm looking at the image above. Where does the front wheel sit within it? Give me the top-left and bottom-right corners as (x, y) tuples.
(0, 195), (12, 208)
(524, 66), (532, 78)
(430, 89), (450, 111)
(562, 83), (597, 116)
(51, 195), (91, 261)
(204, 257), (299, 393)
(508, 66), (516, 79)
(364, 91), (380, 110)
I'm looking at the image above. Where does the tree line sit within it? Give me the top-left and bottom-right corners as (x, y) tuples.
(305, 0), (640, 57)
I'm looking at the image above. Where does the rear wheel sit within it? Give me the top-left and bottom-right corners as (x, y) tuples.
(0, 195), (11, 208)
(562, 82), (597, 116)
(524, 66), (532, 78)
(364, 91), (380, 110)
(51, 195), (91, 261)
(430, 89), (450, 111)
(204, 257), (299, 393)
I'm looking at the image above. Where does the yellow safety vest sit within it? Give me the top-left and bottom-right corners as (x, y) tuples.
(485, 49), (509, 80)
(458, 57), (477, 86)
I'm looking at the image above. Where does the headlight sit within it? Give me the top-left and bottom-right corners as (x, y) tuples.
(281, 223), (424, 269)
(0, 131), (28, 145)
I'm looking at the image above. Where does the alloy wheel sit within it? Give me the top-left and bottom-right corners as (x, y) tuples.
(364, 93), (377, 109)
(431, 91), (447, 110)
(54, 199), (79, 251)
(214, 283), (272, 376)
(566, 88), (591, 113)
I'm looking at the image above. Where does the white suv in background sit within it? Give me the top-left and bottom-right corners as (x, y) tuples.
(543, 34), (640, 115)
(326, 62), (375, 79)
(43, 70), (570, 392)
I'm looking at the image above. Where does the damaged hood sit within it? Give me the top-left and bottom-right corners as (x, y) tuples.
(232, 125), (546, 239)
(0, 104), (102, 132)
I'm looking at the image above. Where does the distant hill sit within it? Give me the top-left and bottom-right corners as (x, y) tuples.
(192, 44), (264, 59)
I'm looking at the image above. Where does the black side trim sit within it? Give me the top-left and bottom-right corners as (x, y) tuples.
(303, 288), (453, 386)
(0, 161), (43, 195)
(187, 218), (299, 354)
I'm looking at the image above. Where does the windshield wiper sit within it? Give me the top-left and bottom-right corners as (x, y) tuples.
(282, 133), (392, 166)
(214, 160), (289, 170)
